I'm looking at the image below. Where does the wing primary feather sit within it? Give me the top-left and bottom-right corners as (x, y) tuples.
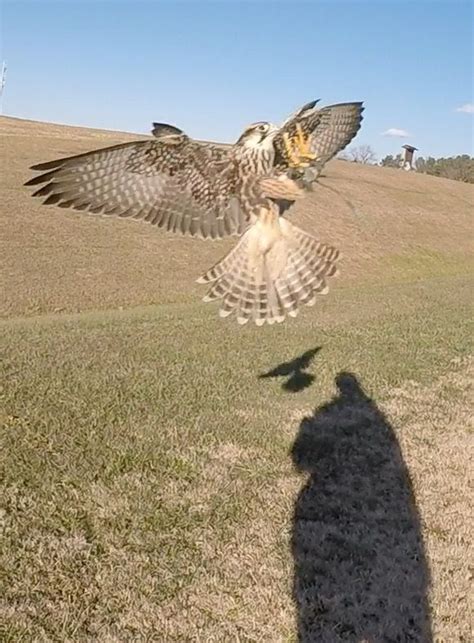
(26, 138), (247, 240)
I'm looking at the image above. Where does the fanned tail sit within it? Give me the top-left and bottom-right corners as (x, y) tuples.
(197, 218), (339, 326)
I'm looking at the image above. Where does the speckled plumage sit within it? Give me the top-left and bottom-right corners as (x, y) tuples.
(25, 99), (363, 324)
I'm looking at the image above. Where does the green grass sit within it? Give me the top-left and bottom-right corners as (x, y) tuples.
(0, 274), (472, 640)
(2, 115), (473, 640)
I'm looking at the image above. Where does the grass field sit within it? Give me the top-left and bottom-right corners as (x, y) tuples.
(1, 115), (473, 641)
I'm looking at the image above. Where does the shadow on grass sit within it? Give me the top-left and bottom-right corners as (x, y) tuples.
(291, 372), (432, 642)
(259, 347), (321, 393)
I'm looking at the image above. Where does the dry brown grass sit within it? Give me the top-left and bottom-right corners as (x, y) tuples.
(291, 362), (473, 642)
(1, 115), (472, 318)
(0, 116), (473, 641)
(385, 359), (473, 643)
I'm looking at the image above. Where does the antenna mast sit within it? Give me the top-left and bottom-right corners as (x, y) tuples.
(0, 62), (6, 115)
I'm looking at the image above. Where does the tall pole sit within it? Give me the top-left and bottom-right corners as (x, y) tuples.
(0, 62), (6, 115)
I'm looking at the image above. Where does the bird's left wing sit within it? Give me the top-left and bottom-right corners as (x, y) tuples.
(273, 101), (364, 173)
(279, 99), (320, 128)
(25, 129), (246, 240)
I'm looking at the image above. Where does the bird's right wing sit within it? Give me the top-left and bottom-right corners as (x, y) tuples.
(25, 131), (247, 239)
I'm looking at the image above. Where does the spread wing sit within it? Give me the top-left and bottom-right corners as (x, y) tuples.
(279, 99), (321, 127)
(273, 101), (364, 172)
(25, 131), (247, 240)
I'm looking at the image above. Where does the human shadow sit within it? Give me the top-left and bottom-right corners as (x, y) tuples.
(291, 372), (432, 642)
(259, 347), (321, 393)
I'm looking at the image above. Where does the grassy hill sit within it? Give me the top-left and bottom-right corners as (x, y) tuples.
(0, 115), (472, 640)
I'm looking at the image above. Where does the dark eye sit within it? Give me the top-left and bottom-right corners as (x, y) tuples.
(258, 124), (267, 132)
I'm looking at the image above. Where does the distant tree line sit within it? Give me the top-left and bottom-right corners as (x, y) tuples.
(340, 147), (473, 183)
(379, 154), (403, 168)
(339, 145), (377, 165)
(380, 153), (474, 183)
(415, 155), (474, 183)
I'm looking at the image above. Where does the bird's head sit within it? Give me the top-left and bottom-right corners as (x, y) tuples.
(236, 121), (277, 149)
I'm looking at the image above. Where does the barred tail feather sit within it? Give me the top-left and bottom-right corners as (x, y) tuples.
(197, 219), (339, 325)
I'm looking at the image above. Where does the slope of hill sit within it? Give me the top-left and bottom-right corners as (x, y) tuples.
(0, 115), (472, 640)
(1, 115), (472, 318)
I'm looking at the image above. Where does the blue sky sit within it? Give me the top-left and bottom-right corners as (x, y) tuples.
(1, 0), (473, 159)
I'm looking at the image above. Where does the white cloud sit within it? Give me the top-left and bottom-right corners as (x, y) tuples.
(382, 128), (410, 138)
(455, 103), (474, 114)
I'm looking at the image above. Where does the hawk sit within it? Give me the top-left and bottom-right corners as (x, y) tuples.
(25, 100), (363, 325)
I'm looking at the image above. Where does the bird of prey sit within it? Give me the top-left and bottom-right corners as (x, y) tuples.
(25, 100), (363, 325)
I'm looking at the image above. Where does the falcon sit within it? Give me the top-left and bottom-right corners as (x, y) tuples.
(25, 100), (363, 325)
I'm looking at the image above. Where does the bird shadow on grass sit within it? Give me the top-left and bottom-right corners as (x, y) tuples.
(259, 347), (321, 393)
(291, 372), (432, 642)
